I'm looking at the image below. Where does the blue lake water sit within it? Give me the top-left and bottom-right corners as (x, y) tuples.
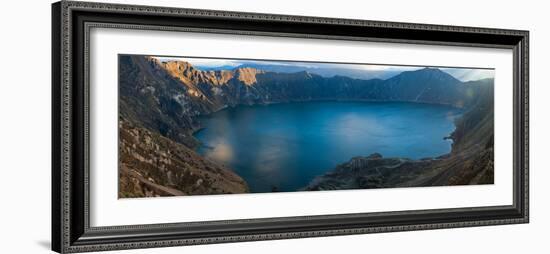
(194, 101), (461, 193)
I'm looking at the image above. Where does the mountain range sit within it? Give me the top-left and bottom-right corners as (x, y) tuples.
(225, 62), (404, 80)
(119, 55), (488, 147)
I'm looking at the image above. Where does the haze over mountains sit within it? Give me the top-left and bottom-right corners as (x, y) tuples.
(118, 55), (494, 197)
(208, 62), (403, 80)
(154, 56), (494, 81)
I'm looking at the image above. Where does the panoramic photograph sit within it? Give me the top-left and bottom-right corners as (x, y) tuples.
(118, 54), (494, 198)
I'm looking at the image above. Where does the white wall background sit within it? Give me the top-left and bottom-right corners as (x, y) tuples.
(0, 0), (547, 253)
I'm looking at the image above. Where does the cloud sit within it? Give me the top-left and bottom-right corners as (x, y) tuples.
(360, 65), (420, 72)
(440, 68), (495, 82)
(154, 57), (242, 68)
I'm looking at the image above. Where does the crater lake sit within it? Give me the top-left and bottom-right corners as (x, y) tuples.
(194, 101), (462, 193)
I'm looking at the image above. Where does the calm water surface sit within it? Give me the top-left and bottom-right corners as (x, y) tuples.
(194, 101), (461, 193)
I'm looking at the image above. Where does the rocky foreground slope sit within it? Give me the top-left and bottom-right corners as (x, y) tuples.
(118, 55), (494, 197)
(118, 119), (248, 198)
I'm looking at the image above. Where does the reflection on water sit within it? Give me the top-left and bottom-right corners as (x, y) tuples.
(203, 141), (233, 162)
(195, 101), (461, 193)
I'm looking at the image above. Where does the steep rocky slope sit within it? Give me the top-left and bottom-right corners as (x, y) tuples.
(118, 118), (248, 198)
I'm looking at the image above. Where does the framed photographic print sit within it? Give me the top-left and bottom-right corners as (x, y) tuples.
(51, 1), (529, 253)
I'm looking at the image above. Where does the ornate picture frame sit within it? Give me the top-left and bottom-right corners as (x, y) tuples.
(52, 1), (529, 253)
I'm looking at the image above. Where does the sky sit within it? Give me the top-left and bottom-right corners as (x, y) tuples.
(153, 56), (494, 82)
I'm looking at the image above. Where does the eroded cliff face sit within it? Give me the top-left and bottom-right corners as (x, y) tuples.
(161, 59), (236, 87)
(236, 67), (265, 85)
